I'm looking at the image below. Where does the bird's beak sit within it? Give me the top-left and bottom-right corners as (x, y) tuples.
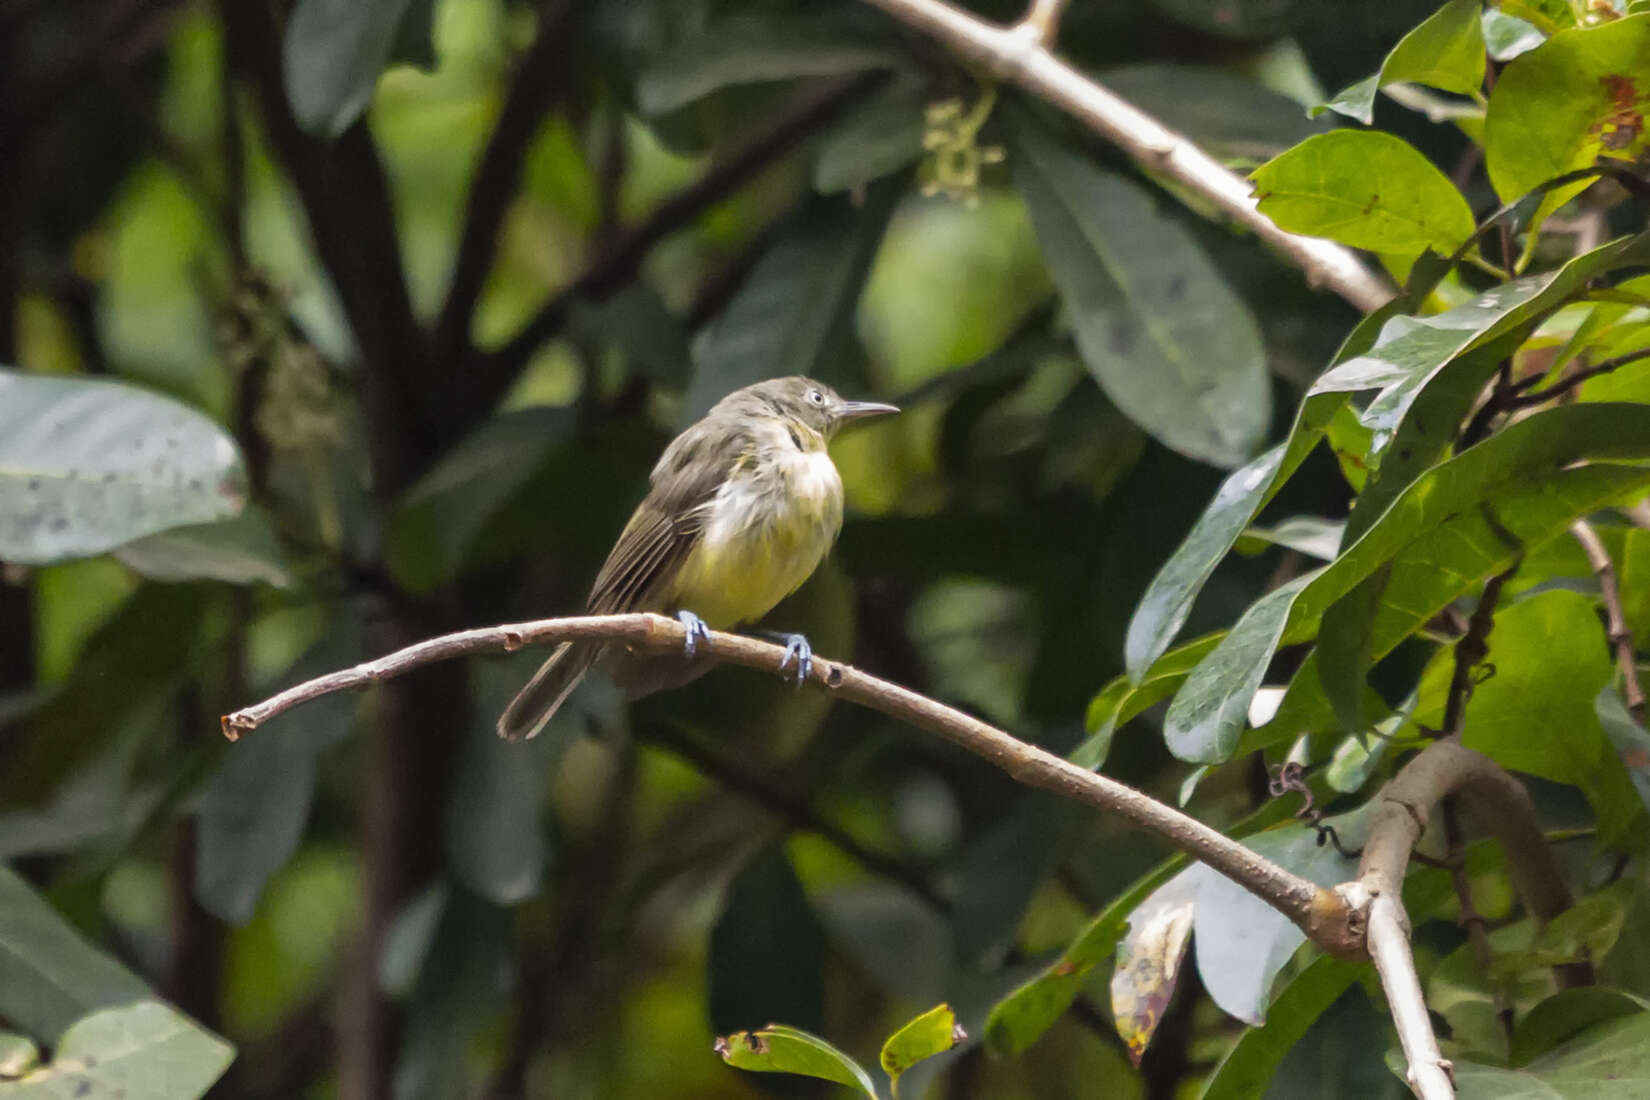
(835, 400), (900, 424)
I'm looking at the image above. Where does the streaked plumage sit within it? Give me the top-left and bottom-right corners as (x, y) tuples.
(497, 376), (897, 741)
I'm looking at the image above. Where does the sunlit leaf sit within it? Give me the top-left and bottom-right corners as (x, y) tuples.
(1484, 15), (1650, 236)
(1251, 131), (1476, 257)
(1014, 116), (1269, 469)
(880, 1003), (963, 1087)
(714, 1024), (878, 1097)
(0, 370), (246, 565)
(1317, 0), (1486, 124)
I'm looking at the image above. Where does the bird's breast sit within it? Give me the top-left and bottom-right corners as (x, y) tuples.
(672, 446), (844, 627)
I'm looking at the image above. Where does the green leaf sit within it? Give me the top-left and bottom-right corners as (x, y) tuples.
(1511, 987), (1650, 1066)
(1496, 0), (1576, 37)
(1454, 1013), (1650, 1098)
(1013, 116), (1269, 469)
(814, 75), (928, 193)
(1197, 956), (1365, 1100)
(283, 0), (431, 138)
(880, 1004), (963, 1089)
(1165, 403), (1650, 762)
(1485, 15), (1650, 235)
(637, 9), (902, 115)
(0, 1001), (233, 1098)
(1483, 10), (1547, 61)
(714, 1024), (878, 1097)
(1078, 634), (1223, 769)
(1597, 687), (1650, 815)
(1251, 131), (1476, 256)
(0, 370), (247, 565)
(0, 868), (149, 1042)
(685, 191), (894, 422)
(1317, 0), (1486, 124)
(113, 507), (292, 587)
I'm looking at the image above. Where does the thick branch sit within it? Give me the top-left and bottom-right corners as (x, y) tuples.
(855, 0), (1393, 313)
(1572, 518), (1646, 718)
(222, 612), (1349, 952)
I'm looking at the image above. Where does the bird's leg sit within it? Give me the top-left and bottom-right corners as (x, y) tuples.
(676, 609), (711, 659)
(755, 629), (812, 686)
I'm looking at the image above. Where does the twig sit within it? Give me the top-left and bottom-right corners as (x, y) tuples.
(433, 0), (575, 366)
(1441, 514), (1522, 737)
(1571, 519), (1646, 718)
(853, 0), (1393, 313)
(221, 611), (1357, 954)
(1505, 347), (1650, 412)
(1362, 888), (1455, 1100)
(1018, 0), (1070, 46)
(473, 74), (881, 406)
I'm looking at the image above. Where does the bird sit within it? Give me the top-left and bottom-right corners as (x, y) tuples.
(497, 376), (899, 741)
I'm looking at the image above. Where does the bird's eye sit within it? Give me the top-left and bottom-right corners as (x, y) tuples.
(808, 389), (825, 405)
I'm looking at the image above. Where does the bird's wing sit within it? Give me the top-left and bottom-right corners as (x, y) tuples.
(585, 422), (748, 614)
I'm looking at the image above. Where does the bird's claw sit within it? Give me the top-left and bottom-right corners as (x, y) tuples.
(677, 610), (710, 660)
(776, 633), (813, 686)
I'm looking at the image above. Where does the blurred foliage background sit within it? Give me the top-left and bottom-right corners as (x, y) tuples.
(3, 0), (1645, 1097)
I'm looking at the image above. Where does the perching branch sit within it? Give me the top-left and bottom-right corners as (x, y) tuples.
(222, 611), (1360, 956)
(853, 0), (1394, 313)
(1352, 737), (1590, 1099)
(1572, 518), (1646, 719)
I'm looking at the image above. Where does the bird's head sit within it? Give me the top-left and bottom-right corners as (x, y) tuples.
(729, 376), (900, 440)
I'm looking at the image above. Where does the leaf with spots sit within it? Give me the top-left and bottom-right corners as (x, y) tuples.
(0, 370), (247, 566)
(714, 1024), (877, 1097)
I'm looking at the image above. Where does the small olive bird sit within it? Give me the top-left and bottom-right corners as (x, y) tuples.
(497, 376), (898, 741)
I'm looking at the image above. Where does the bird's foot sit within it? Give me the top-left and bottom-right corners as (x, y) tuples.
(677, 609), (710, 660)
(774, 632), (813, 686)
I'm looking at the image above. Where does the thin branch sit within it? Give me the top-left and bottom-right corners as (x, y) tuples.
(221, 611), (1355, 954)
(471, 73), (880, 409)
(1505, 346), (1650, 411)
(1572, 519), (1646, 718)
(433, 0), (575, 366)
(1353, 737), (1589, 1099)
(854, 0), (1394, 313)
(1018, 0), (1070, 46)
(1441, 516), (1521, 736)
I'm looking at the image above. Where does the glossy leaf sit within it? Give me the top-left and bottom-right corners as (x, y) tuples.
(685, 192), (893, 422)
(1014, 118), (1269, 469)
(714, 1024), (877, 1097)
(637, 9), (902, 115)
(880, 1003), (963, 1087)
(1454, 1013), (1650, 1098)
(0, 868), (149, 1042)
(1166, 404), (1650, 762)
(113, 507), (292, 587)
(1317, 0), (1486, 124)
(1197, 956), (1365, 1100)
(1251, 131), (1476, 257)
(1078, 634), (1223, 769)
(0, 370), (246, 565)
(1484, 15), (1650, 235)
(0, 1001), (233, 1098)
(283, 0), (432, 138)
(1483, 9), (1547, 61)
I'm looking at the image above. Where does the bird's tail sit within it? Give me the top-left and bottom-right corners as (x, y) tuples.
(496, 641), (602, 741)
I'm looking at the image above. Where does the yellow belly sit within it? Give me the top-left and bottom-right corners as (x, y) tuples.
(670, 454), (843, 627)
